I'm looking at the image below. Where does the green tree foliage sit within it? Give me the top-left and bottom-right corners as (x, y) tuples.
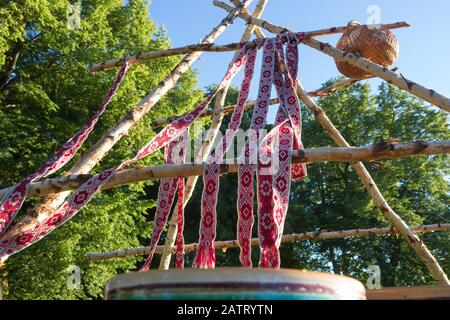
(0, 0), (203, 299)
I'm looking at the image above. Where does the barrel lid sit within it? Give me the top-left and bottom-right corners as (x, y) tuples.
(106, 268), (366, 300)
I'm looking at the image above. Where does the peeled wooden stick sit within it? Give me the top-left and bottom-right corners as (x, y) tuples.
(151, 98), (278, 128)
(150, 77), (360, 128)
(158, 0), (269, 270)
(303, 38), (450, 113)
(89, 21), (410, 72)
(214, 0), (450, 114)
(1, 140), (448, 200)
(86, 223), (450, 260)
(0, 1), (253, 245)
(307, 77), (365, 97)
(215, 0), (450, 284)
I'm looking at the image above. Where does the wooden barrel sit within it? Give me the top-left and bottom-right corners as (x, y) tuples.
(105, 268), (366, 300)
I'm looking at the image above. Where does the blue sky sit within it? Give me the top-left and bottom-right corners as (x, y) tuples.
(144, 0), (450, 120)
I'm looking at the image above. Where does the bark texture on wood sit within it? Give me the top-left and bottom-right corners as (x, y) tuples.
(366, 285), (450, 300)
(1, 140), (447, 200)
(303, 37), (450, 113)
(151, 77), (361, 129)
(89, 21), (409, 72)
(0, 1), (253, 245)
(215, 1), (450, 284)
(86, 223), (450, 260)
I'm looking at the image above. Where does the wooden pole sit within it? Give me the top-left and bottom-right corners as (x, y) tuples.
(86, 223), (450, 261)
(88, 26), (410, 72)
(302, 37), (450, 113)
(150, 77), (362, 129)
(0, 1), (254, 246)
(214, 0), (450, 114)
(1, 140), (448, 200)
(214, 0), (450, 284)
(366, 285), (450, 300)
(158, 0), (269, 270)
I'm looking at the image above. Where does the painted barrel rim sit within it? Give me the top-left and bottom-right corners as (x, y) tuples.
(105, 268), (366, 300)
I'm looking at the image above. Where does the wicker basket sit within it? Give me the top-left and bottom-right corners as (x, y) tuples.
(335, 20), (399, 79)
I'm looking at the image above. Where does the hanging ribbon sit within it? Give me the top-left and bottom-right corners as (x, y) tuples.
(0, 45), (250, 261)
(258, 34), (306, 268)
(0, 59), (131, 234)
(140, 129), (189, 272)
(175, 176), (185, 269)
(193, 46), (258, 269)
(274, 35), (307, 181)
(237, 38), (277, 268)
(257, 120), (293, 268)
(237, 34), (307, 269)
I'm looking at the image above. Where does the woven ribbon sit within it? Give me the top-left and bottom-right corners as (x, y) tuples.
(0, 46), (250, 261)
(140, 129), (189, 272)
(193, 46), (258, 269)
(0, 59), (131, 235)
(237, 34), (306, 269)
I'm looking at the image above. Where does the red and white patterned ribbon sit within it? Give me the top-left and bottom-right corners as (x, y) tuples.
(237, 38), (277, 268)
(0, 59), (131, 234)
(273, 36), (307, 181)
(193, 47), (258, 269)
(257, 120), (293, 268)
(140, 129), (189, 272)
(175, 176), (185, 269)
(0, 46), (250, 260)
(238, 34), (306, 269)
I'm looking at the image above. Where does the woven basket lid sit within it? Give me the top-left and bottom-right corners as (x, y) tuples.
(335, 20), (400, 79)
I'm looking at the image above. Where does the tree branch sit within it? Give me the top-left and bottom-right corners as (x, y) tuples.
(150, 78), (363, 128)
(0, 140), (447, 200)
(86, 223), (450, 261)
(88, 22), (410, 72)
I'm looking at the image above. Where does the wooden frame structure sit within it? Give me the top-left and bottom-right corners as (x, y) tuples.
(1, 0), (449, 298)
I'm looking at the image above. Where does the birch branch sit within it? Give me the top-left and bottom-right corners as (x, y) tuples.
(0, 1), (253, 246)
(1, 140), (447, 200)
(150, 76), (361, 128)
(307, 77), (366, 97)
(303, 38), (450, 113)
(86, 223), (450, 261)
(160, 0), (267, 270)
(215, 0), (450, 284)
(88, 24), (410, 72)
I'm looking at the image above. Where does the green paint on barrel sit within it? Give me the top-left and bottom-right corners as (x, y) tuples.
(105, 268), (366, 300)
